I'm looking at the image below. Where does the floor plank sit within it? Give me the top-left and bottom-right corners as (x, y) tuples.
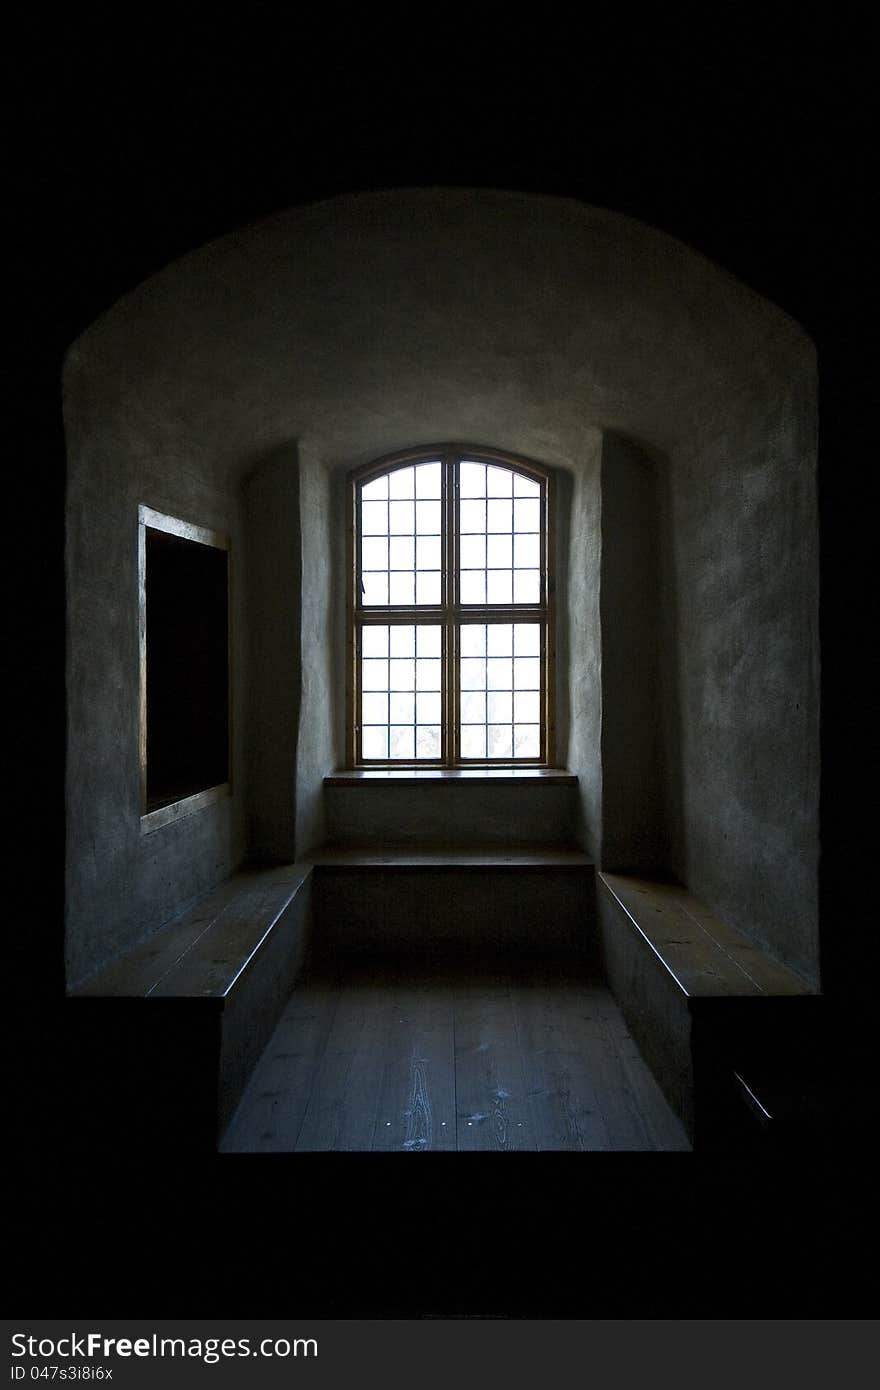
(221, 968), (691, 1154)
(220, 984), (339, 1152)
(510, 979), (613, 1150)
(454, 978), (537, 1151)
(371, 979), (457, 1152)
(294, 978), (393, 1151)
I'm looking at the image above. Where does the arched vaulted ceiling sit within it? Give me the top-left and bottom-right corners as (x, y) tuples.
(64, 188), (812, 481)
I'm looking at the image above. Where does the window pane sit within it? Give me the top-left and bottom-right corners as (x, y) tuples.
(459, 461), (486, 497)
(416, 725), (441, 758)
(416, 536), (441, 570)
(390, 658), (415, 689)
(415, 461), (442, 498)
(487, 657), (512, 690)
(361, 475), (388, 502)
(390, 726), (415, 759)
(460, 658), (486, 690)
(514, 497), (540, 531)
(362, 726), (388, 758)
(389, 691), (414, 723)
(514, 690), (540, 722)
(486, 570), (512, 604)
(459, 534), (486, 568)
(415, 657), (442, 690)
(362, 659), (388, 691)
(416, 571), (441, 605)
(514, 725), (541, 757)
(514, 623), (541, 656)
(513, 569), (540, 604)
(460, 570), (486, 604)
(416, 691), (441, 723)
(389, 535), (414, 569)
(416, 501), (442, 534)
(486, 465), (513, 497)
(390, 501), (414, 534)
(361, 500), (388, 535)
(460, 624), (486, 657)
(389, 572), (415, 605)
(486, 533), (512, 568)
(459, 500), (486, 533)
(389, 465), (415, 498)
(460, 725), (486, 758)
(362, 693), (388, 724)
(361, 625), (388, 658)
(389, 626), (415, 657)
(487, 499), (511, 532)
(362, 572), (389, 606)
(514, 656), (540, 689)
(416, 626), (441, 657)
(488, 724), (513, 758)
(513, 533), (540, 569)
(487, 690), (512, 723)
(513, 473), (540, 497)
(362, 537), (388, 570)
(487, 624), (513, 656)
(460, 690), (486, 722)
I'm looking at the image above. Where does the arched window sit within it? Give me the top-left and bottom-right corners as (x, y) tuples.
(348, 447), (555, 767)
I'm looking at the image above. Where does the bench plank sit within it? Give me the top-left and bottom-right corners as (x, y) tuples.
(150, 880), (305, 999)
(600, 874), (811, 998)
(72, 877), (248, 997)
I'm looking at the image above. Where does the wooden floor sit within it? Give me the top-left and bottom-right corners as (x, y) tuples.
(221, 965), (690, 1153)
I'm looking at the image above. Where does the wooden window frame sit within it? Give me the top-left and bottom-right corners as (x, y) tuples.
(346, 445), (556, 769)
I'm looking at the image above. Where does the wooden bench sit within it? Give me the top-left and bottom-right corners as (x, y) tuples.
(68, 863), (313, 1150)
(596, 872), (821, 1148)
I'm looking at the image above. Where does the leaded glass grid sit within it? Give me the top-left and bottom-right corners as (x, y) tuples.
(350, 449), (553, 767)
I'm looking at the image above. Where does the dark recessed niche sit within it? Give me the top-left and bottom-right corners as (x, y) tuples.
(144, 523), (229, 814)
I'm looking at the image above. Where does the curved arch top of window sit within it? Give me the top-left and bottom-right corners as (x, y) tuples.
(348, 447), (555, 768)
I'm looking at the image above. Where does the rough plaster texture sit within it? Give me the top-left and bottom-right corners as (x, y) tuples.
(293, 448), (334, 857)
(243, 448), (300, 861)
(64, 365), (248, 987)
(64, 188), (818, 985)
(565, 435), (603, 856)
(600, 434), (665, 871)
(663, 364), (820, 979)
